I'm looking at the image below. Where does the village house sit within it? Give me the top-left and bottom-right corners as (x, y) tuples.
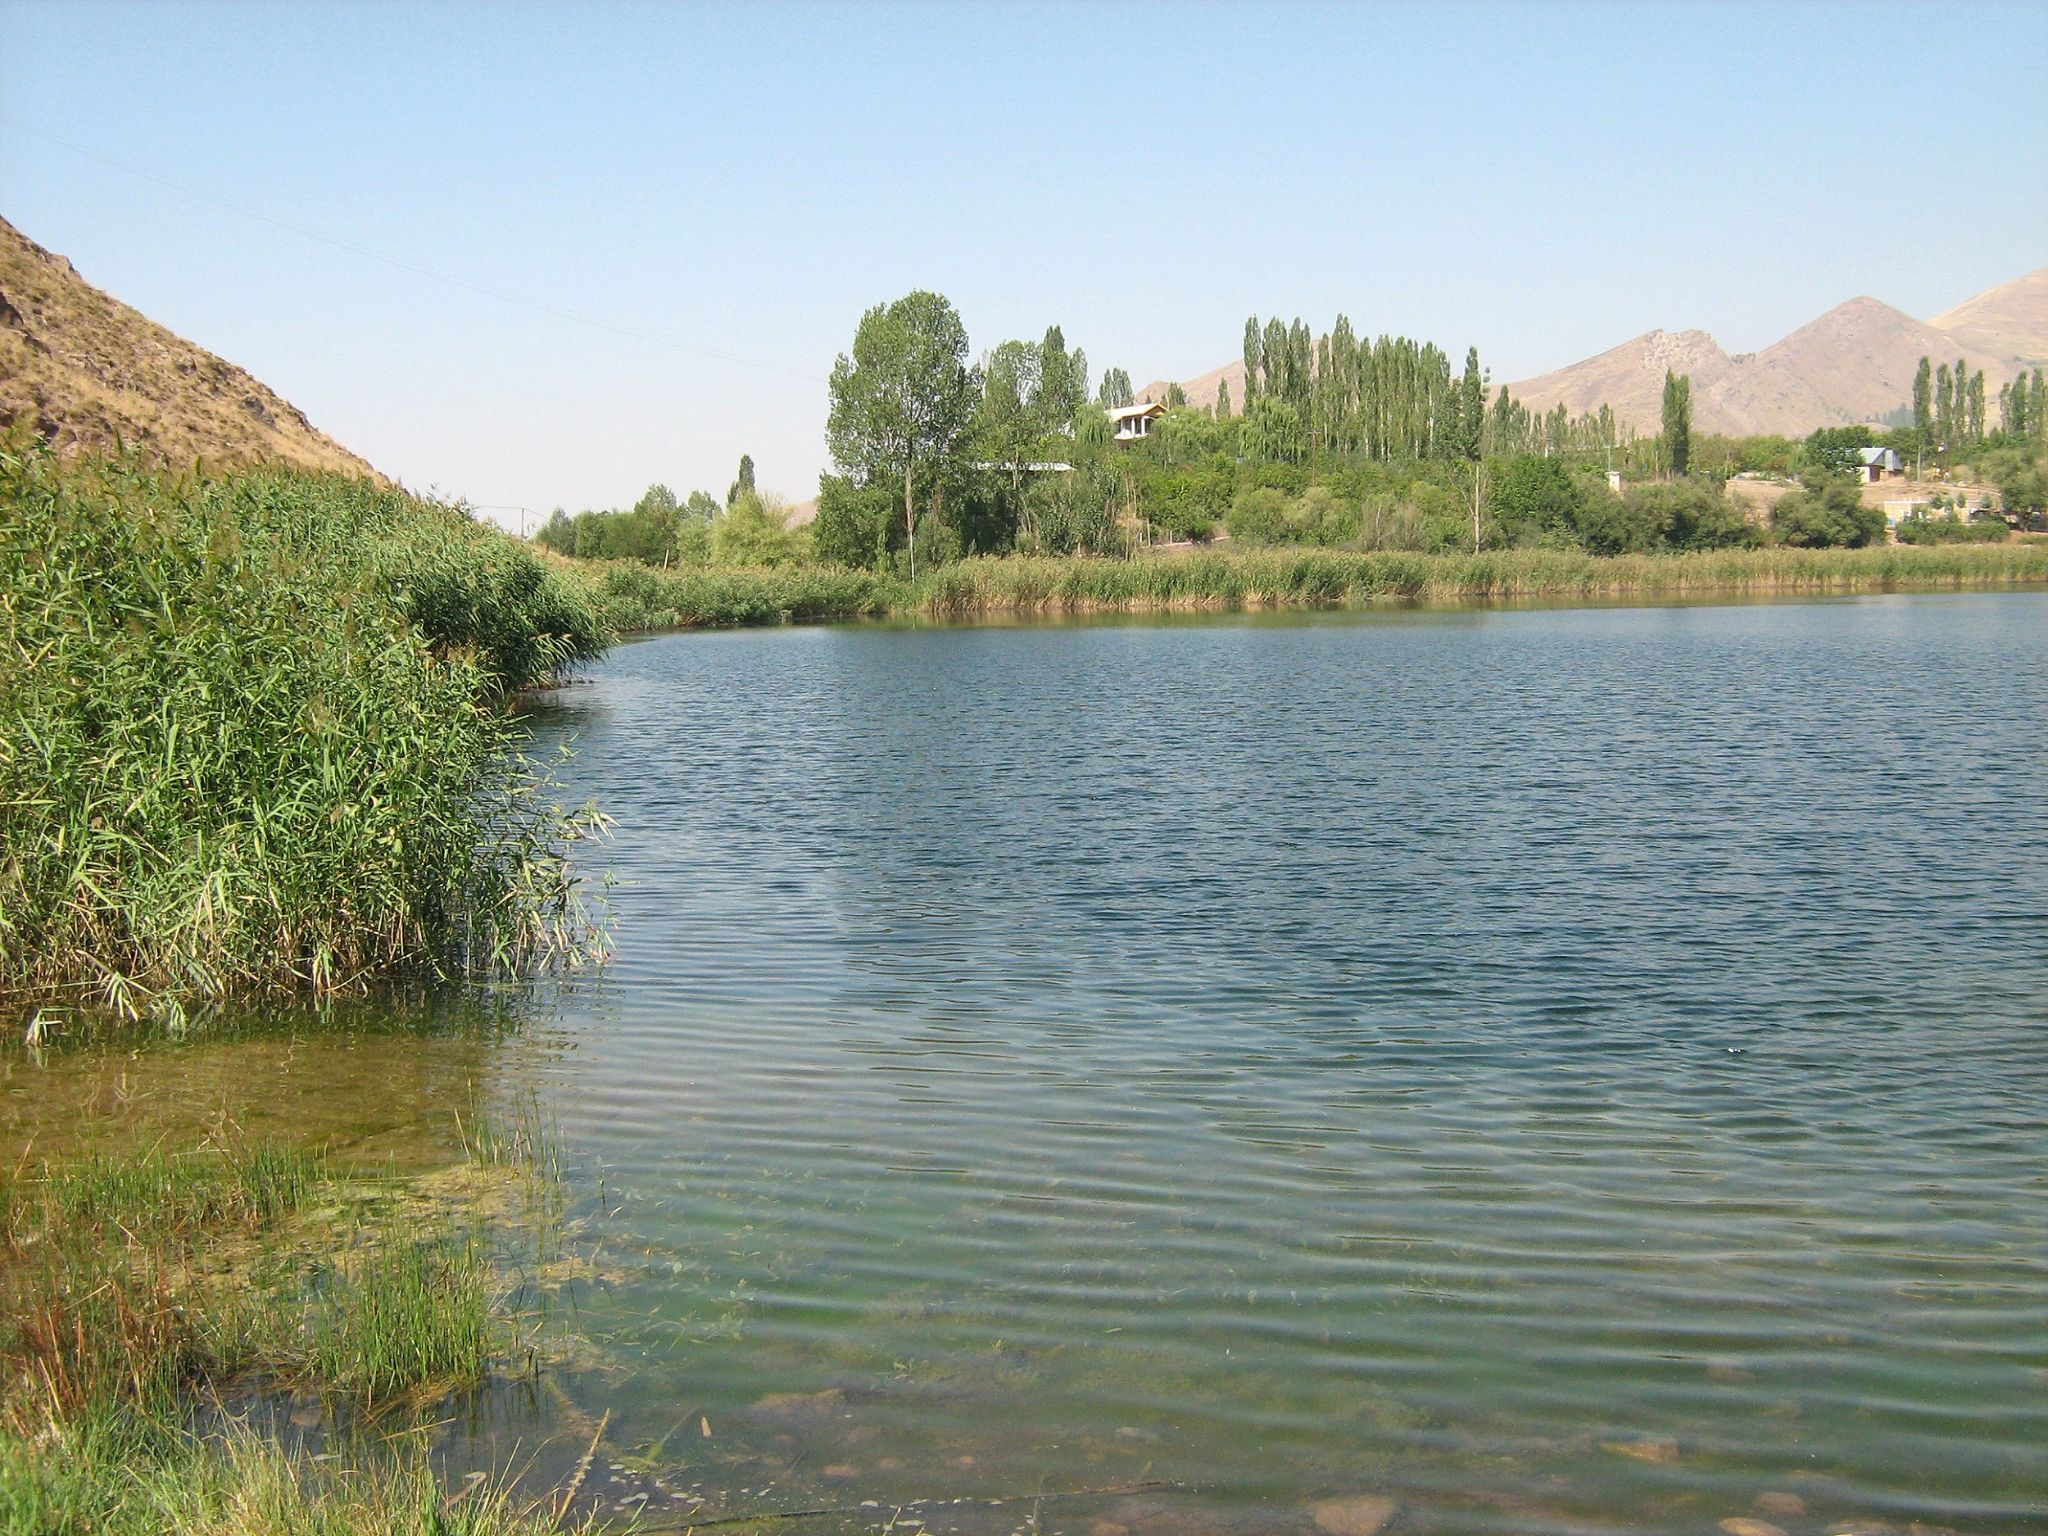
(1856, 446), (1905, 483)
(1108, 400), (1166, 443)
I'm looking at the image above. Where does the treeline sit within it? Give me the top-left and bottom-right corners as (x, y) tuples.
(541, 293), (2048, 585)
(1908, 355), (2046, 462)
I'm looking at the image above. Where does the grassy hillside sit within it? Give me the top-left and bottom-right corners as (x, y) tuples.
(0, 215), (379, 477)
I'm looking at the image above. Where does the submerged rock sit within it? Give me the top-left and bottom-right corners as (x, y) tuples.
(1310, 1495), (1398, 1536)
(1754, 1492), (1807, 1518)
(1600, 1436), (1679, 1463)
(1719, 1520), (1787, 1536)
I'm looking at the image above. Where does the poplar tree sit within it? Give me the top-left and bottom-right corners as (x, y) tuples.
(1661, 370), (1692, 477)
(1912, 356), (1933, 448)
(1097, 367), (1134, 408)
(1215, 378), (1231, 419)
(1935, 364), (1954, 453)
(726, 454), (755, 507)
(1456, 347), (1485, 461)
(1241, 317), (1262, 405)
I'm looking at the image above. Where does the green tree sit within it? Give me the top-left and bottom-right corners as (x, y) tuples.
(726, 455), (755, 507)
(1661, 370), (1692, 477)
(1772, 472), (1884, 547)
(826, 290), (980, 579)
(1165, 382), (1187, 408)
(1098, 367), (1134, 408)
(1215, 377), (1231, 419)
(1242, 317), (1262, 404)
(1935, 363), (1955, 453)
(1912, 355), (1933, 451)
(1454, 347), (1485, 461)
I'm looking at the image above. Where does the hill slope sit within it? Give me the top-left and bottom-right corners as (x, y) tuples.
(1930, 267), (2048, 366)
(0, 215), (378, 476)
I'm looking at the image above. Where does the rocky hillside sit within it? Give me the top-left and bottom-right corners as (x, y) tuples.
(0, 215), (378, 476)
(1141, 268), (2047, 438)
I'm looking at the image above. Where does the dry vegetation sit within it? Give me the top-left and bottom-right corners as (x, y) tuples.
(0, 215), (379, 477)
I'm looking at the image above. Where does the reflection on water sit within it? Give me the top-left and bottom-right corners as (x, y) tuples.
(9, 593), (2048, 1534)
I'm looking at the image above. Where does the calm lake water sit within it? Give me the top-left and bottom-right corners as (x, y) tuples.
(8, 592), (2048, 1534)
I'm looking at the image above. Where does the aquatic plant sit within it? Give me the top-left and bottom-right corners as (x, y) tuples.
(0, 1132), (575, 1534)
(0, 439), (611, 1023)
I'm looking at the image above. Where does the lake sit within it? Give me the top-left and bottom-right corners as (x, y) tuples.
(7, 592), (2046, 1534)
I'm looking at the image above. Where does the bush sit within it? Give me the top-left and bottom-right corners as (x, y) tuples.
(1771, 473), (1886, 548)
(1895, 514), (2008, 545)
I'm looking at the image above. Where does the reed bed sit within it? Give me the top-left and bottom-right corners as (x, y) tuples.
(913, 542), (2048, 616)
(585, 557), (900, 633)
(0, 442), (612, 1024)
(554, 540), (2048, 639)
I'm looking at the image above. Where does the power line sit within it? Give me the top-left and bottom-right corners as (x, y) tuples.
(0, 115), (827, 385)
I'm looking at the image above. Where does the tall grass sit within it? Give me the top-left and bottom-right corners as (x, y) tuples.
(581, 556), (900, 633)
(912, 542), (2048, 615)
(546, 540), (2048, 640)
(0, 440), (612, 1022)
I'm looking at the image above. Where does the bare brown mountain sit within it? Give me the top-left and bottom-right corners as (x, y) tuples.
(1141, 269), (2045, 439)
(0, 215), (379, 477)
(1507, 277), (2043, 437)
(1930, 267), (2048, 366)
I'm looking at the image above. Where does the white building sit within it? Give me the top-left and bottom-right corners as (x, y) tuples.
(1108, 401), (1167, 443)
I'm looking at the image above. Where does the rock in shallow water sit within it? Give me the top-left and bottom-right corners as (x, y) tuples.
(1719, 1520), (1787, 1536)
(1310, 1495), (1398, 1536)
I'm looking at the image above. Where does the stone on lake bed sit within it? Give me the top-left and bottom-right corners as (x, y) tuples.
(1310, 1495), (1398, 1536)
(1600, 1436), (1679, 1463)
(821, 1464), (860, 1479)
(1719, 1520), (1787, 1536)
(1754, 1493), (1807, 1517)
(1090, 1523), (1132, 1536)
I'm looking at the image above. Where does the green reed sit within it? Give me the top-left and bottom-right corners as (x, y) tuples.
(0, 439), (612, 1024)
(911, 541), (2048, 615)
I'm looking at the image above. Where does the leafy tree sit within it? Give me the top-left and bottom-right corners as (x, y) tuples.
(684, 490), (720, 522)
(711, 491), (798, 566)
(1165, 382), (1187, 408)
(1215, 378), (1231, 419)
(1935, 363), (1955, 453)
(1803, 425), (1873, 476)
(1771, 472), (1884, 547)
(826, 290), (980, 579)
(1098, 367), (1134, 408)
(1661, 370), (1692, 477)
(1490, 454), (1580, 540)
(726, 455), (755, 507)
(1912, 356), (1933, 448)
(535, 508), (574, 553)
(1454, 347), (1485, 461)
(1241, 317), (1262, 405)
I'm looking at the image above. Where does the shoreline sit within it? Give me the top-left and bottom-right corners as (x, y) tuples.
(590, 542), (2048, 634)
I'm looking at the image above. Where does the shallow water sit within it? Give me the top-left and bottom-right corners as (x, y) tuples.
(9, 592), (2048, 1533)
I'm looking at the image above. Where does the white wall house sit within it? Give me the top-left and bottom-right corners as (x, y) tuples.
(1108, 401), (1166, 443)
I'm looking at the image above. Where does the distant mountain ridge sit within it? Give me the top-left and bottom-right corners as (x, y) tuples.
(0, 214), (379, 477)
(1141, 268), (2048, 439)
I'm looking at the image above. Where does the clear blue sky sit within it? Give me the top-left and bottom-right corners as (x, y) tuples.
(3, 0), (2044, 524)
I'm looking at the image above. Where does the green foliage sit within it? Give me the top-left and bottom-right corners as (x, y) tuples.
(0, 441), (608, 1020)
(1771, 472), (1886, 548)
(827, 289), (980, 578)
(1661, 370), (1692, 476)
(1894, 512), (2009, 544)
(1803, 425), (1875, 476)
(1489, 454), (1582, 541)
(710, 489), (802, 566)
(1098, 367), (1134, 407)
(726, 453), (755, 507)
